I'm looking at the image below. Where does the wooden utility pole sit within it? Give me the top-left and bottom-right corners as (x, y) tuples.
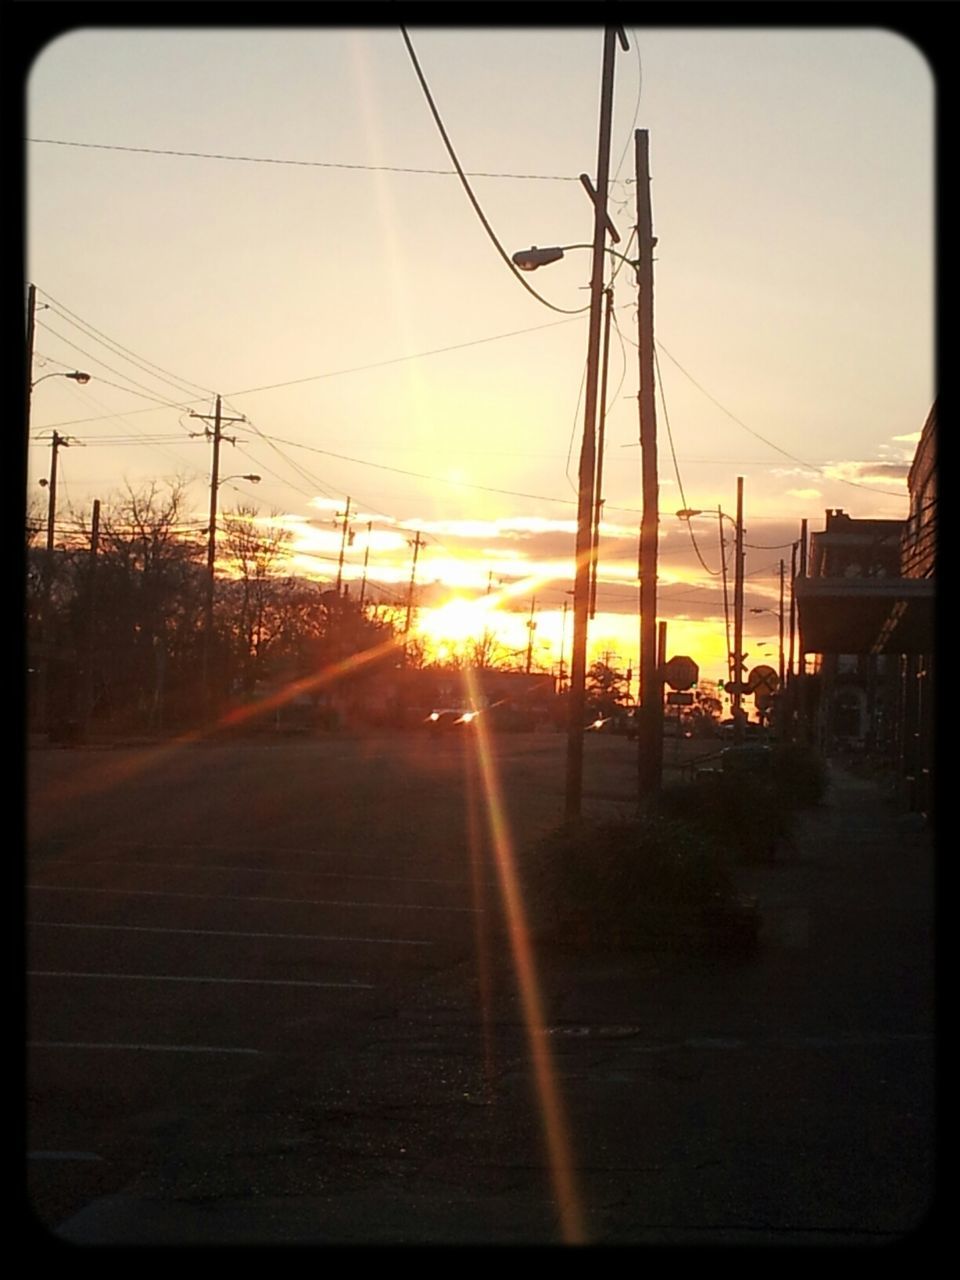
(335, 497), (353, 597)
(788, 539), (798, 684)
(37, 430), (71, 733)
(590, 287), (614, 620)
(732, 476), (745, 744)
(358, 521), (373, 607)
(404, 531), (424, 634)
(189, 395), (246, 716)
(80, 499), (101, 739)
(635, 127), (662, 802)
(525, 596), (538, 674)
(565, 26), (624, 821)
(778, 558), (786, 688)
(558, 599), (569, 693)
(25, 283), (36, 448)
(719, 506), (733, 688)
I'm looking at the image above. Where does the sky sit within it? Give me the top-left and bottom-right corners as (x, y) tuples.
(24, 21), (936, 692)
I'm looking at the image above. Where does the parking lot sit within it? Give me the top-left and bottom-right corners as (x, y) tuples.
(27, 729), (635, 1229)
(26, 729), (935, 1244)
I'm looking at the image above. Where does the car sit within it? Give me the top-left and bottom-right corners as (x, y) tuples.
(425, 708), (478, 732)
(719, 718), (764, 741)
(584, 715), (613, 733)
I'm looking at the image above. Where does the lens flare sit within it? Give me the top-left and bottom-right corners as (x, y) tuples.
(460, 665), (585, 1244)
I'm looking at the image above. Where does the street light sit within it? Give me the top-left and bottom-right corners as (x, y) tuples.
(512, 244), (642, 274)
(677, 480), (746, 740)
(31, 369), (91, 388)
(749, 565), (786, 690)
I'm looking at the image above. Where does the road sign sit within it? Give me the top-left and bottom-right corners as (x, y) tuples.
(747, 664), (779, 693)
(724, 681), (750, 695)
(663, 654), (699, 691)
(666, 691), (694, 706)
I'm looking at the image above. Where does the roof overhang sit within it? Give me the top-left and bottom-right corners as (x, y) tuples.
(795, 576), (935, 654)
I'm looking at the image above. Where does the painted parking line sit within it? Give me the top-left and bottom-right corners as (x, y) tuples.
(31, 921), (434, 947)
(26, 884), (478, 913)
(29, 1041), (262, 1056)
(27, 1150), (105, 1161)
(82, 858), (487, 889)
(28, 970), (374, 989)
(37, 838), (402, 862)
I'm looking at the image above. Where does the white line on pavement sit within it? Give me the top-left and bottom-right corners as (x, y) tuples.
(27, 1150), (105, 1161)
(26, 883), (478, 913)
(28, 1041), (262, 1056)
(82, 858), (486, 889)
(28, 970), (375, 989)
(31, 921), (434, 946)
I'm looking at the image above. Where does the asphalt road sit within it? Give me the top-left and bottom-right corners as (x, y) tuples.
(26, 729), (616, 1234)
(25, 731), (936, 1246)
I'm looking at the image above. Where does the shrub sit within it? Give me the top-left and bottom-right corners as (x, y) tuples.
(658, 778), (791, 862)
(768, 743), (829, 807)
(526, 814), (744, 949)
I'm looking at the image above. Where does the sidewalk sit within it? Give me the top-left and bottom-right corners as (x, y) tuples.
(48, 761), (937, 1246)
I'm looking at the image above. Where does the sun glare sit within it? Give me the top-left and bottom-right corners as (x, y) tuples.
(417, 596), (493, 645)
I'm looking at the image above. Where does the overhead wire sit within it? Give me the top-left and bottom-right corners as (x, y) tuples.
(399, 27), (590, 318)
(652, 344), (720, 577)
(34, 320), (201, 419)
(654, 339), (907, 499)
(28, 137), (584, 182)
(36, 288), (214, 400)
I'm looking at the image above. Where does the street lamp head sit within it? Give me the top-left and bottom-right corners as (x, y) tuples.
(243, 474), (261, 484)
(31, 369), (92, 389)
(511, 245), (566, 271)
(676, 508), (703, 520)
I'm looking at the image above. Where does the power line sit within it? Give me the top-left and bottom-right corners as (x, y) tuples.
(653, 339), (907, 499)
(36, 288), (213, 400)
(36, 310), (609, 430)
(28, 137), (586, 182)
(653, 342), (719, 578)
(399, 28), (590, 318)
(225, 312), (591, 397)
(34, 320), (199, 418)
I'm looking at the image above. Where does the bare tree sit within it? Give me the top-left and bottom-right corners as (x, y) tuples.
(93, 480), (205, 729)
(219, 505), (292, 693)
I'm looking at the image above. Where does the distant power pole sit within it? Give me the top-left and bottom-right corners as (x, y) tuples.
(778, 558), (786, 689)
(335, 497), (353, 597)
(525, 596), (538, 674)
(404, 531), (425, 635)
(732, 476), (745, 744)
(80, 499), (101, 739)
(358, 521), (373, 608)
(189, 395), (246, 715)
(37, 430), (73, 732)
(558, 599), (569, 693)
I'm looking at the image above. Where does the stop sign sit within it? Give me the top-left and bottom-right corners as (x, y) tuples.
(662, 654), (699, 691)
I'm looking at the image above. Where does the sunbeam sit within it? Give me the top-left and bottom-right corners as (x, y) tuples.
(460, 665), (586, 1244)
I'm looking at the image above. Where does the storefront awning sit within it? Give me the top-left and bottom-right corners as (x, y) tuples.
(795, 576), (934, 655)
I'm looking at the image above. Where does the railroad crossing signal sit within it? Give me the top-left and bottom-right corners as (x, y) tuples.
(747, 664), (779, 694)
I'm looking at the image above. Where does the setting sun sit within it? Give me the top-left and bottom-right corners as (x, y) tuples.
(416, 595), (495, 646)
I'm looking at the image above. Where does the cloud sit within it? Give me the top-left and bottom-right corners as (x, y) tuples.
(786, 488), (822, 500)
(891, 431), (921, 444)
(825, 461), (909, 484)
